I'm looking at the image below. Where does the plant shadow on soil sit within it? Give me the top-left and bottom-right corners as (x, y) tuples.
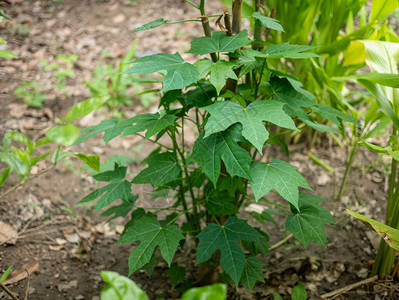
(0, 0), (398, 299)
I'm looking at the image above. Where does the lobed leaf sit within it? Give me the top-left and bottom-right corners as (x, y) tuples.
(132, 152), (181, 187)
(123, 52), (198, 92)
(188, 30), (251, 55)
(196, 216), (261, 286)
(240, 256), (265, 291)
(204, 100), (298, 154)
(192, 126), (251, 186)
(100, 271), (149, 300)
(285, 192), (334, 247)
(250, 159), (311, 210)
(118, 214), (185, 275)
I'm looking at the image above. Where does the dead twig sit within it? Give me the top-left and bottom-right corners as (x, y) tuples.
(320, 275), (378, 299)
(0, 281), (19, 300)
(24, 270), (30, 300)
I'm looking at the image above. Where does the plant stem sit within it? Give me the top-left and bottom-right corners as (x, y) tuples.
(254, 58), (267, 99)
(0, 282), (19, 300)
(135, 133), (173, 150)
(252, 0), (265, 51)
(231, 0), (243, 34)
(336, 132), (359, 200)
(269, 233), (293, 250)
(199, 0), (217, 62)
(183, 0), (200, 9)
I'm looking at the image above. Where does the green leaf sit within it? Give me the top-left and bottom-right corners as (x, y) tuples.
(181, 284), (227, 300)
(388, 150), (399, 162)
(196, 216), (261, 286)
(266, 43), (318, 59)
(357, 80), (399, 130)
(0, 265), (12, 283)
(206, 192), (239, 216)
(118, 214), (185, 275)
(0, 167), (11, 189)
(0, 50), (18, 59)
(131, 18), (168, 32)
(358, 140), (388, 153)
(74, 153), (100, 172)
(188, 30), (251, 55)
(121, 113), (177, 139)
(240, 256), (265, 291)
(285, 192), (334, 247)
(45, 124), (80, 146)
(291, 282), (307, 300)
(63, 96), (108, 122)
(195, 59), (238, 95)
(142, 253), (158, 277)
(0, 152), (30, 179)
(133, 152), (181, 187)
(242, 228), (270, 256)
(167, 264), (186, 287)
(73, 118), (118, 145)
(101, 194), (138, 221)
(184, 83), (216, 108)
(333, 73), (399, 88)
(192, 126), (251, 186)
(347, 209), (399, 251)
(273, 293), (283, 300)
(74, 113), (176, 145)
(80, 165), (132, 212)
(124, 52), (199, 92)
(250, 159), (311, 210)
(204, 101), (297, 153)
(370, 0), (399, 21)
(252, 12), (284, 32)
(100, 271), (149, 300)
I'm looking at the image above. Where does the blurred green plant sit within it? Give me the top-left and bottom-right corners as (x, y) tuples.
(338, 40), (399, 277)
(40, 54), (78, 92)
(84, 39), (158, 115)
(100, 271), (227, 300)
(13, 81), (46, 108)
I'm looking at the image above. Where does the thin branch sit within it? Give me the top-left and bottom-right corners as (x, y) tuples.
(269, 234), (293, 250)
(320, 275), (378, 299)
(183, 0), (200, 9)
(24, 270), (30, 300)
(0, 282), (19, 300)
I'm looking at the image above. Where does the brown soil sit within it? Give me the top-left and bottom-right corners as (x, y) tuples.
(0, 1), (398, 299)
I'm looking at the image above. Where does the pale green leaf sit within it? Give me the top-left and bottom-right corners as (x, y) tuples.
(187, 30), (251, 55)
(291, 282), (307, 300)
(252, 12), (284, 32)
(192, 126), (251, 186)
(131, 18), (168, 32)
(118, 214), (185, 275)
(240, 256), (265, 291)
(132, 152), (181, 187)
(0, 167), (11, 189)
(370, 0), (399, 21)
(204, 100), (298, 153)
(195, 59), (238, 94)
(358, 140), (388, 153)
(388, 150), (399, 162)
(266, 43), (318, 59)
(0, 50), (18, 59)
(361, 40), (399, 74)
(0, 265), (13, 283)
(285, 192), (334, 247)
(75, 153), (100, 172)
(347, 209), (399, 251)
(64, 96), (108, 122)
(46, 124), (80, 146)
(333, 73), (399, 88)
(196, 216), (261, 286)
(100, 271), (149, 300)
(181, 284), (227, 300)
(124, 52), (199, 92)
(250, 159), (311, 210)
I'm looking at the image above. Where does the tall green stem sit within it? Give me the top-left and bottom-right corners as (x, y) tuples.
(199, 0), (217, 62)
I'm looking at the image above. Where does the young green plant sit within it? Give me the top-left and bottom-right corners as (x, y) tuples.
(73, 0), (353, 291)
